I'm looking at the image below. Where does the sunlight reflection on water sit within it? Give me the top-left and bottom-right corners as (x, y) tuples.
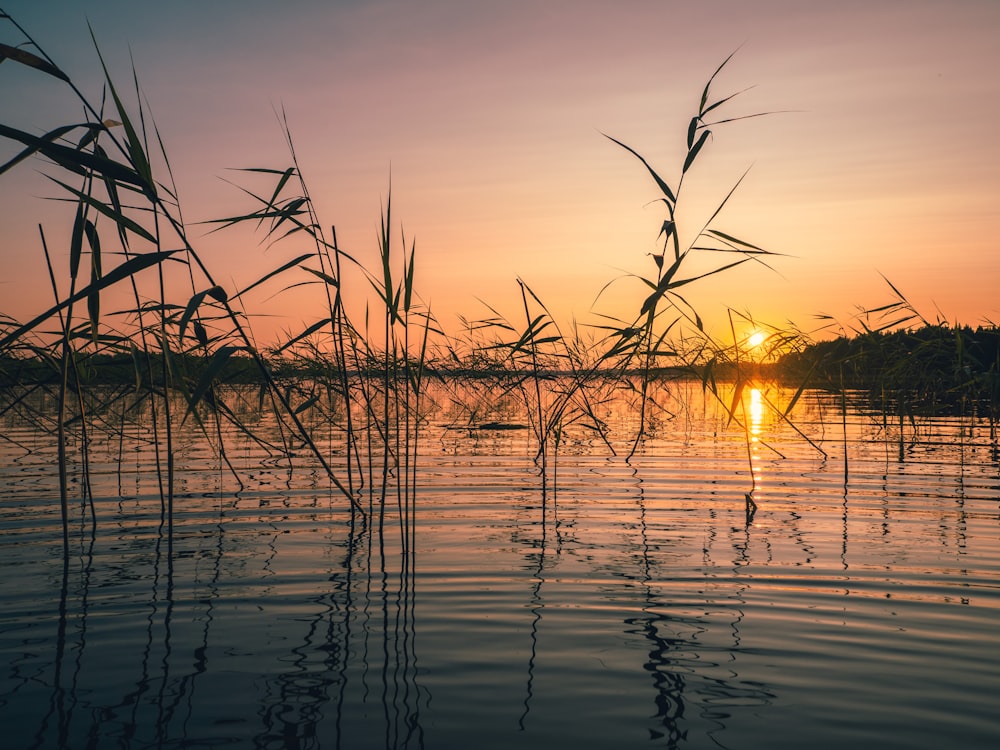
(0, 383), (998, 749)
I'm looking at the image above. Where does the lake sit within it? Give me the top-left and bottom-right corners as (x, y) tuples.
(1, 380), (998, 749)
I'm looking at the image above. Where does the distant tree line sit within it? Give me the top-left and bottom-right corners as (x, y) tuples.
(777, 324), (1000, 416)
(0, 351), (265, 389)
(3, 324), (998, 420)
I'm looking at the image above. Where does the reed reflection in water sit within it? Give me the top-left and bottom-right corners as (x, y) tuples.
(1, 383), (999, 749)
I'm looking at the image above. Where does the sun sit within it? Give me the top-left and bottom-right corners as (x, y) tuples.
(747, 331), (767, 349)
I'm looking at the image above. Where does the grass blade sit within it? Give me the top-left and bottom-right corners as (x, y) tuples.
(0, 41), (70, 82)
(603, 133), (676, 206)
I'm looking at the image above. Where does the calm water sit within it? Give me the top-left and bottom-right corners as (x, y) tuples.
(1, 383), (998, 749)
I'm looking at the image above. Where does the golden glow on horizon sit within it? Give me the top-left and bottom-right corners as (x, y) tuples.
(747, 331), (767, 349)
(749, 387), (764, 441)
(749, 387), (763, 490)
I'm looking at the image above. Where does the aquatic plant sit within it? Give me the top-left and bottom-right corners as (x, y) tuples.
(453, 53), (799, 506)
(0, 10), (373, 545)
(598, 52), (787, 460)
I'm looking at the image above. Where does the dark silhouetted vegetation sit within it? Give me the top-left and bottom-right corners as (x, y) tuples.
(778, 324), (1000, 418)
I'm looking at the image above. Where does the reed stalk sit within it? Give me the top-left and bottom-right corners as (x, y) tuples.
(38, 225), (71, 549)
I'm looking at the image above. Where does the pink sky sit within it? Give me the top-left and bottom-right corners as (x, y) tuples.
(2, 0), (999, 348)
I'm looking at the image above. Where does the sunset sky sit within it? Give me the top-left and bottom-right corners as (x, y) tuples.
(2, 0), (998, 347)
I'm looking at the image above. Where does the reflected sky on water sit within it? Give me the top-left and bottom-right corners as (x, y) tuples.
(1, 383), (998, 748)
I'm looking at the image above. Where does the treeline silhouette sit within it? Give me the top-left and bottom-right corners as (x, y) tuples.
(778, 324), (1000, 416)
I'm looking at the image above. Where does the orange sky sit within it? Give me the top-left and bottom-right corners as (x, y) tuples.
(2, 0), (999, 349)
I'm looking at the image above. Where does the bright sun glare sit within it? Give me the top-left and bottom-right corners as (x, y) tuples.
(747, 331), (766, 349)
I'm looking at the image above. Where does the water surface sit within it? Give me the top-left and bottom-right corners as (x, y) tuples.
(1, 384), (998, 748)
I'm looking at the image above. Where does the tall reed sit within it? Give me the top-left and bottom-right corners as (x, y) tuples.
(452, 53), (796, 495)
(598, 52), (786, 458)
(0, 10), (379, 542)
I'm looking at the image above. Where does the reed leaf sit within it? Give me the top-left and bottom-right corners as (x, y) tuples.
(403, 240), (416, 314)
(88, 25), (155, 195)
(301, 266), (339, 288)
(77, 118), (120, 150)
(698, 167), (751, 231)
(0, 40), (69, 81)
(91, 143), (132, 247)
(0, 122), (148, 190)
(699, 49), (738, 114)
(177, 288), (215, 345)
(683, 129), (711, 174)
(45, 175), (156, 243)
(704, 229), (769, 253)
(275, 317), (333, 354)
(84, 219), (101, 339)
(686, 116), (699, 150)
(69, 203), (85, 280)
(293, 393), (319, 415)
(233, 253), (313, 299)
(193, 321), (209, 348)
(262, 167), (296, 214)
(639, 252), (686, 316)
(602, 133), (676, 207)
(658, 219), (676, 247)
(669, 257), (750, 290)
(0, 122), (96, 175)
(206, 285), (227, 303)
